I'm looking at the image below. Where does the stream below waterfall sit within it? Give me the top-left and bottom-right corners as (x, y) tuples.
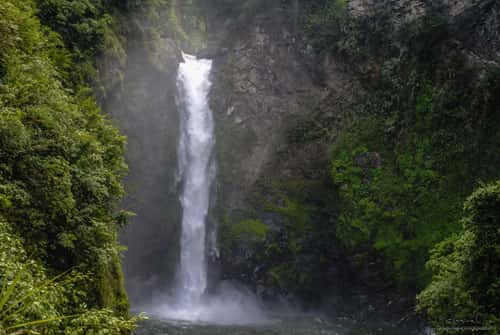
(133, 316), (424, 335)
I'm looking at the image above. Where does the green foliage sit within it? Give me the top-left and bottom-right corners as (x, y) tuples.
(304, 0), (398, 63)
(36, 0), (111, 56)
(239, 181), (337, 300)
(0, 0), (131, 331)
(33, 0), (113, 87)
(331, 140), (460, 288)
(304, 0), (349, 52)
(0, 221), (65, 334)
(0, 221), (138, 335)
(328, 80), (498, 290)
(63, 309), (140, 335)
(33, 0), (174, 90)
(224, 219), (269, 243)
(417, 181), (500, 332)
(286, 114), (330, 145)
(264, 204), (317, 295)
(462, 182), (500, 321)
(304, 4), (500, 291)
(95, 251), (131, 316)
(416, 233), (476, 326)
(219, 218), (269, 270)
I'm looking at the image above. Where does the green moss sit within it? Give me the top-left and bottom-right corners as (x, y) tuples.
(229, 219), (269, 240)
(226, 178), (338, 300)
(219, 217), (269, 256)
(96, 251), (129, 317)
(284, 0), (500, 298)
(167, 0), (208, 52)
(169, 0), (190, 44)
(286, 117), (328, 144)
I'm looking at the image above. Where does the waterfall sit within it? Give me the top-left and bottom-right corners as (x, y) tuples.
(175, 52), (215, 307)
(155, 53), (266, 324)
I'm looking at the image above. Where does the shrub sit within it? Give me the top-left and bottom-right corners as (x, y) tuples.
(0, 0), (130, 328)
(417, 181), (500, 332)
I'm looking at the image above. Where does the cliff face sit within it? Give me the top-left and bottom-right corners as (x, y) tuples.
(209, 5), (324, 214)
(349, 0), (500, 60)
(106, 37), (183, 305)
(98, 6), (186, 304)
(447, 0), (500, 61)
(204, 0), (500, 306)
(103, 1), (211, 306)
(105, 0), (499, 310)
(206, 0), (363, 224)
(205, 0), (360, 302)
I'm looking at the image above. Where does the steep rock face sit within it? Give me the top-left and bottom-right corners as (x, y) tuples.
(348, 0), (499, 62)
(102, 0), (211, 306)
(205, 0), (500, 305)
(208, 0), (500, 227)
(209, 4), (336, 220)
(446, 0), (500, 62)
(348, 0), (426, 18)
(103, 35), (183, 305)
(206, 1), (360, 299)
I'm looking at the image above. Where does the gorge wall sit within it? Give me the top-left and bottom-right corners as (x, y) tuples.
(205, 0), (358, 302)
(106, 37), (182, 304)
(107, 0), (499, 318)
(100, 6), (180, 305)
(104, 0), (211, 305)
(202, 0), (500, 315)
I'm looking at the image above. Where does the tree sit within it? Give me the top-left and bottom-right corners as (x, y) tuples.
(417, 181), (500, 332)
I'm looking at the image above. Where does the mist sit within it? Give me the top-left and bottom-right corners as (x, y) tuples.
(142, 281), (271, 325)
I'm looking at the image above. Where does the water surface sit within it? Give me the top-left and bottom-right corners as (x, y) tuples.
(134, 315), (423, 335)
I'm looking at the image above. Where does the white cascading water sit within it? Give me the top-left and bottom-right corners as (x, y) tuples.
(176, 52), (215, 308)
(157, 53), (267, 324)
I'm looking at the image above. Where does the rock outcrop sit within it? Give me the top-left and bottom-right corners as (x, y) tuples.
(208, 0), (355, 221)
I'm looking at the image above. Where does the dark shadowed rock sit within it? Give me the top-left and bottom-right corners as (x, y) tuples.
(355, 152), (383, 169)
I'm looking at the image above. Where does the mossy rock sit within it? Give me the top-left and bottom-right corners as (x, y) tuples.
(96, 251), (129, 317)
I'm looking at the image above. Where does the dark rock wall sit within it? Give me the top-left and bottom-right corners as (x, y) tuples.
(205, 0), (358, 290)
(103, 35), (183, 305)
(208, 3), (327, 218)
(204, 0), (500, 302)
(103, 0), (213, 306)
(348, 0), (500, 62)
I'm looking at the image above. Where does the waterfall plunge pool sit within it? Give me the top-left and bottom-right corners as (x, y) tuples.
(133, 315), (425, 335)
